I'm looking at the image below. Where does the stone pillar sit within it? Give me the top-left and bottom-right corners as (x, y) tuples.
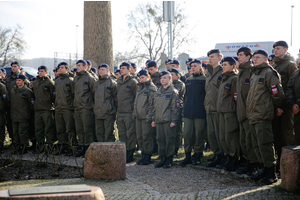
(84, 1), (114, 72)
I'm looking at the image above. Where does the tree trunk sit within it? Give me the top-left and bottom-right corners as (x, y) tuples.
(84, 1), (114, 72)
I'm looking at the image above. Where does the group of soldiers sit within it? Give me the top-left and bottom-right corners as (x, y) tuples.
(0, 40), (299, 185)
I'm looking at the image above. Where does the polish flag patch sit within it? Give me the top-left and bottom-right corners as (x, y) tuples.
(271, 85), (278, 96)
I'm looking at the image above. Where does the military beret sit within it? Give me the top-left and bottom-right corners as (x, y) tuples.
(233, 57), (238, 62)
(170, 59), (180, 65)
(165, 58), (172, 64)
(91, 67), (97, 73)
(268, 54), (275, 61)
(53, 68), (57, 72)
(71, 68), (77, 72)
(222, 57), (236, 65)
(137, 69), (149, 77)
(186, 58), (193, 64)
(30, 77), (37, 82)
(38, 65), (48, 71)
(159, 70), (171, 78)
(16, 74), (26, 80)
(20, 67), (24, 70)
(169, 68), (180, 74)
(86, 60), (92, 65)
(120, 62), (131, 68)
(190, 59), (202, 65)
(187, 65), (191, 70)
(0, 68), (6, 73)
(237, 47), (252, 55)
(58, 62), (69, 67)
(207, 49), (221, 57)
(273, 40), (288, 48)
(145, 59), (152, 64)
(131, 63), (137, 68)
(253, 49), (269, 58)
(147, 61), (158, 68)
(202, 63), (207, 69)
(98, 63), (109, 69)
(10, 61), (20, 67)
(76, 59), (87, 66)
(114, 69), (121, 74)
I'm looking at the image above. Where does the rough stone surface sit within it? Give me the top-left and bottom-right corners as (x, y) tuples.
(280, 145), (300, 194)
(0, 186), (105, 200)
(84, 142), (126, 180)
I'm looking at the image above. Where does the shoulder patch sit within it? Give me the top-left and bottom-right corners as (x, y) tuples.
(106, 86), (111, 90)
(271, 85), (278, 96)
(217, 76), (222, 83)
(126, 85), (131, 89)
(22, 93), (26, 98)
(44, 85), (49, 89)
(225, 83), (231, 89)
(166, 95), (171, 100)
(258, 78), (264, 84)
(84, 81), (88, 85)
(176, 100), (180, 108)
(143, 91), (148, 95)
(66, 84), (70, 87)
(245, 79), (250, 84)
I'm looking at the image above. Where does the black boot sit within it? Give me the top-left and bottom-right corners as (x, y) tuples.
(192, 153), (202, 165)
(180, 152), (192, 166)
(247, 162), (259, 176)
(81, 146), (89, 158)
(18, 144), (27, 155)
(163, 156), (173, 168)
(0, 144), (4, 154)
(54, 144), (66, 155)
(155, 156), (166, 168)
(250, 164), (266, 180)
(64, 145), (74, 156)
(223, 156), (238, 171)
(205, 154), (222, 167)
(140, 154), (151, 165)
(126, 149), (135, 163)
(75, 146), (86, 157)
(44, 144), (54, 157)
(236, 160), (250, 174)
(259, 165), (278, 185)
(33, 143), (45, 154)
(136, 153), (145, 165)
(216, 155), (228, 169)
(207, 154), (216, 162)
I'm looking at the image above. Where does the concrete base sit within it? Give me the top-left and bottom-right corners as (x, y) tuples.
(0, 186), (105, 200)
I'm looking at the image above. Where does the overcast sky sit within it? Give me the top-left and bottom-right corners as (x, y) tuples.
(1, 0), (300, 61)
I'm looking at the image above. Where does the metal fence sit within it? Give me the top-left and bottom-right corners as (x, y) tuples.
(54, 52), (83, 69)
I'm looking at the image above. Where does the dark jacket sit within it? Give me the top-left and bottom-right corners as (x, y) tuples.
(74, 70), (95, 111)
(0, 82), (8, 113)
(55, 73), (74, 112)
(93, 74), (117, 119)
(116, 75), (138, 113)
(133, 80), (157, 122)
(10, 85), (34, 122)
(183, 73), (206, 119)
(204, 64), (223, 113)
(6, 71), (29, 98)
(172, 79), (185, 108)
(286, 69), (300, 109)
(236, 61), (253, 122)
(246, 62), (284, 124)
(217, 71), (237, 113)
(33, 75), (55, 111)
(151, 71), (161, 88)
(153, 85), (180, 124)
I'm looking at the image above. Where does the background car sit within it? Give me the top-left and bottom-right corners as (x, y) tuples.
(3, 66), (37, 79)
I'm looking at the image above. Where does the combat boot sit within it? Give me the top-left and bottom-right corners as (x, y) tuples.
(126, 149), (135, 163)
(236, 160), (250, 174)
(259, 165), (278, 185)
(163, 156), (173, 169)
(74, 145), (86, 157)
(180, 152), (192, 166)
(192, 153), (202, 165)
(223, 156), (238, 171)
(155, 156), (166, 168)
(54, 144), (66, 155)
(33, 142), (45, 154)
(18, 144), (27, 155)
(247, 162), (259, 176)
(207, 154), (216, 162)
(250, 164), (266, 180)
(140, 154), (151, 165)
(205, 154), (222, 167)
(81, 146), (89, 158)
(136, 153), (145, 165)
(216, 155), (228, 169)
(64, 145), (74, 156)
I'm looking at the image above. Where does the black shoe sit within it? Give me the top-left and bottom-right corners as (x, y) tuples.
(54, 144), (66, 155)
(192, 153), (202, 165)
(247, 162), (259, 176)
(205, 154), (222, 167)
(223, 156), (238, 171)
(126, 149), (135, 163)
(64, 145), (74, 156)
(163, 156), (173, 169)
(236, 160), (250, 174)
(140, 154), (151, 165)
(33, 143), (45, 154)
(152, 144), (158, 154)
(81, 146), (89, 158)
(136, 153), (145, 165)
(75, 146), (86, 157)
(155, 156), (166, 168)
(250, 165), (266, 180)
(259, 165), (278, 185)
(180, 152), (192, 166)
(216, 155), (228, 169)
(207, 155), (216, 162)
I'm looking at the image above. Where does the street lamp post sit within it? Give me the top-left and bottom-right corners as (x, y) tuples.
(291, 5), (294, 46)
(76, 25), (79, 61)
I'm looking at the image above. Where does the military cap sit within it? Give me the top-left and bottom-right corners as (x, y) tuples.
(86, 60), (92, 65)
(147, 61), (158, 68)
(165, 58), (172, 64)
(273, 40), (288, 48)
(0, 68), (6, 74)
(222, 57), (236, 65)
(76, 59), (87, 66)
(145, 59), (152, 64)
(38, 65), (48, 71)
(237, 47), (252, 55)
(30, 77), (37, 82)
(91, 67), (97, 73)
(98, 63), (110, 69)
(186, 58), (193, 64)
(114, 69), (121, 74)
(16, 74), (26, 80)
(268, 54), (275, 61)
(159, 70), (171, 78)
(137, 69), (149, 77)
(187, 64), (191, 70)
(131, 63), (137, 68)
(233, 57), (238, 61)
(190, 59), (202, 65)
(169, 68), (180, 75)
(10, 61), (20, 66)
(120, 62), (131, 68)
(253, 49), (269, 58)
(71, 68), (77, 72)
(207, 49), (221, 57)
(58, 62), (69, 67)
(202, 63), (207, 69)
(170, 59), (180, 65)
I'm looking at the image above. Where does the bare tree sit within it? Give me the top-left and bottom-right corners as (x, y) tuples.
(0, 25), (26, 68)
(126, 2), (195, 63)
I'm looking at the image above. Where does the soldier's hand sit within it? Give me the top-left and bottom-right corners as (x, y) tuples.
(151, 122), (156, 127)
(292, 104), (300, 115)
(276, 108), (283, 116)
(170, 122), (176, 127)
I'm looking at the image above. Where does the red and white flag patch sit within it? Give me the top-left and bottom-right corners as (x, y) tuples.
(176, 100), (180, 108)
(271, 85), (278, 96)
(234, 93), (237, 101)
